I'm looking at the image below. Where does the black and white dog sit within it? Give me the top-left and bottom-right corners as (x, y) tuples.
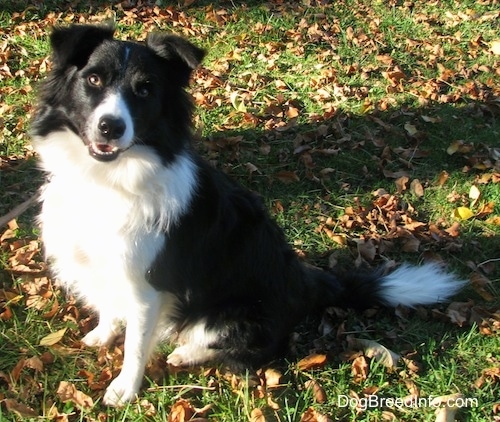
(32, 25), (465, 406)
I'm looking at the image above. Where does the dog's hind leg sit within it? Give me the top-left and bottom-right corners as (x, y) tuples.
(167, 320), (221, 367)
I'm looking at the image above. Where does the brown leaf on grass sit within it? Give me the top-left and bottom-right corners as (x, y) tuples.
(447, 140), (474, 155)
(436, 170), (450, 186)
(300, 407), (332, 422)
(297, 353), (328, 371)
(274, 170), (300, 184)
(351, 355), (369, 383)
(56, 381), (94, 409)
(168, 399), (195, 422)
(470, 272), (495, 301)
(395, 175), (409, 193)
(410, 179), (424, 197)
(471, 305), (500, 335)
(262, 368), (282, 388)
(445, 301), (473, 327)
(2, 398), (38, 418)
(444, 222), (461, 237)
(10, 358), (25, 383)
(250, 408), (267, 422)
(383, 169), (411, 179)
(474, 367), (500, 389)
(304, 379), (327, 403)
(24, 356), (43, 372)
(475, 201), (495, 218)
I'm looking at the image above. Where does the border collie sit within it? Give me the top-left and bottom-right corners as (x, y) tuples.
(32, 24), (466, 406)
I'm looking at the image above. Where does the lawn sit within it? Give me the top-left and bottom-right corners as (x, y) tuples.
(0, 0), (499, 421)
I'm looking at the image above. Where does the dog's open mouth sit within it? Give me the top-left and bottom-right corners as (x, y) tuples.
(89, 142), (121, 162)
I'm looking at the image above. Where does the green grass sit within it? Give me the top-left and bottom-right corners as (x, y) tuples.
(1, 0), (499, 420)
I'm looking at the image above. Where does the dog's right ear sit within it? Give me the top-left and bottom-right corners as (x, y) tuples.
(50, 24), (115, 69)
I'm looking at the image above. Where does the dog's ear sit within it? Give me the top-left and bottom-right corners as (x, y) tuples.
(146, 33), (205, 86)
(50, 24), (115, 69)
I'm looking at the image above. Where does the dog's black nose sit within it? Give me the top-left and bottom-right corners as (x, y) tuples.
(98, 116), (126, 140)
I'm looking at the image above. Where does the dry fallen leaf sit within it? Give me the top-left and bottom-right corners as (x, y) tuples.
(263, 368), (282, 388)
(410, 179), (424, 197)
(348, 338), (400, 369)
(39, 327), (67, 346)
(2, 399), (38, 418)
(56, 381), (94, 409)
(250, 408), (268, 422)
(470, 272), (494, 301)
(446, 301), (473, 326)
(447, 140), (474, 155)
(168, 399), (198, 422)
(297, 353), (328, 371)
(304, 379), (327, 403)
(351, 355), (369, 383)
(300, 407), (332, 422)
(436, 170), (450, 186)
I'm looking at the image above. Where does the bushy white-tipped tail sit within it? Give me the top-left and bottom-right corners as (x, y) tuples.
(378, 263), (467, 307)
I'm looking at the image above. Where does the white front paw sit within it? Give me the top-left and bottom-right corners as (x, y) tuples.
(82, 326), (117, 347)
(103, 375), (139, 407)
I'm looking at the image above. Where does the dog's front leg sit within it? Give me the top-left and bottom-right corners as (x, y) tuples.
(103, 287), (161, 407)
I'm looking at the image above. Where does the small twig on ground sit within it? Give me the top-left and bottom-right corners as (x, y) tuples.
(0, 193), (39, 228)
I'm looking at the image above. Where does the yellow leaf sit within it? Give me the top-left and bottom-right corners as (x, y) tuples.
(453, 207), (474, 220)
(39, 327), (67, 346)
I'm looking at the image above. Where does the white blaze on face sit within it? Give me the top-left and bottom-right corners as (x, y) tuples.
(88, 92), (134, 149)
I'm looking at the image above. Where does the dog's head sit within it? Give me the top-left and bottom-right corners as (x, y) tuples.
(34, 24), (205, 163)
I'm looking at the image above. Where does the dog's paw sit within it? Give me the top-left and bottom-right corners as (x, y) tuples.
(102, 376), (139, 407)
(82, 326), (117, 347)
(167, 344), (218, 367)
(166, 350), (186, 367)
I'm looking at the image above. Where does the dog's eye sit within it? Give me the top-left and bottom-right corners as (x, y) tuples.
(87, 74), (102, 87)
(136, 84), (150, 98)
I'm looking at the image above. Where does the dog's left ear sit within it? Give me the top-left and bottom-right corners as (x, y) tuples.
(146, 33), (205, 86)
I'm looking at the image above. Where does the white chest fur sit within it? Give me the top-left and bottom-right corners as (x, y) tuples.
(34, 129), (198, 314)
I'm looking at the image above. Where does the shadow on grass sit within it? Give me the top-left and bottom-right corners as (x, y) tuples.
(1, 0), (272, 14)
